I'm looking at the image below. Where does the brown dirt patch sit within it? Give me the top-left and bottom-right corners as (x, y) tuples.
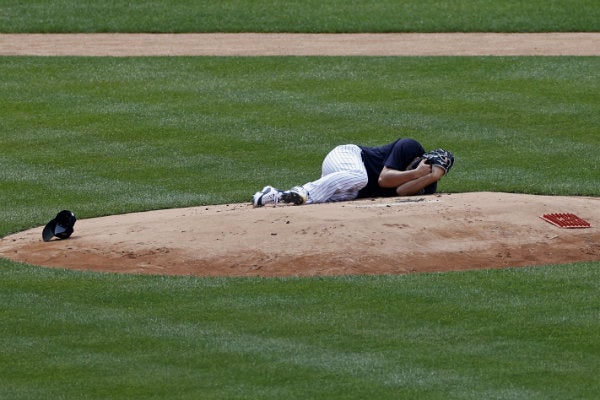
(1, 193), (599, 277)
(1, 33), (600, 56)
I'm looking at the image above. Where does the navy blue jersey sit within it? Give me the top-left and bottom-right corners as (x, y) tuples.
(357, 138), (437, 198)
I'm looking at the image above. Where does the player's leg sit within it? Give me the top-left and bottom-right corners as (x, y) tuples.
(300, 144), (368, 204)
(304, 170), (367, 203)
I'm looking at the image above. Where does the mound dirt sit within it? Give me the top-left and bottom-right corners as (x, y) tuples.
(1, 192), (598, 276)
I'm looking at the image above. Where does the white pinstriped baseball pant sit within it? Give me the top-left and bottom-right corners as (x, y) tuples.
(302, 144), (368, 204)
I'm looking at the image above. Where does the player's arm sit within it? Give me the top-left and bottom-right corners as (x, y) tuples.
(378, 159), (431, 188)
(395, 166), (444, 196)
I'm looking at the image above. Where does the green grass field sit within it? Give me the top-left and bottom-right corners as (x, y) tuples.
(1, 55), (599, 399)
(1, 0), (599, 33)
(2, 260), (599, 399)
(2, 1), (600, 398)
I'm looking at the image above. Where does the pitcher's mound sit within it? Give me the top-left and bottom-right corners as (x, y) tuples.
(1, 192), (598, 277)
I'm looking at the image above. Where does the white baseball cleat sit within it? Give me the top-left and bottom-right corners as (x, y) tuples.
(281, 186), (308, 205)
(252, 186), (283, 207)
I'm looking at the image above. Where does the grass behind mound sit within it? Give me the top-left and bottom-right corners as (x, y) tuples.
(0, 0), (599, 33)
(1, 56), (598, 234)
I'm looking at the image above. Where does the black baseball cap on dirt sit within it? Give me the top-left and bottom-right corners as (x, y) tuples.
(42, 210), (76, 242)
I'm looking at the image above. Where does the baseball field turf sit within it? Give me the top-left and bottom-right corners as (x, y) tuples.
(1, 1), (600, 399)
(0, 0), (598, 32)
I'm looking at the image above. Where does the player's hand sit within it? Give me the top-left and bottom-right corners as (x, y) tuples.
(415, 159), (432, 176)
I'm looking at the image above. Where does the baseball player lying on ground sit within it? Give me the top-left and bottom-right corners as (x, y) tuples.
(252, 138), (454, 207)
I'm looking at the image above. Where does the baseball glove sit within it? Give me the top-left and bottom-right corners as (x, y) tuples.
(422, 149), (454, 174)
